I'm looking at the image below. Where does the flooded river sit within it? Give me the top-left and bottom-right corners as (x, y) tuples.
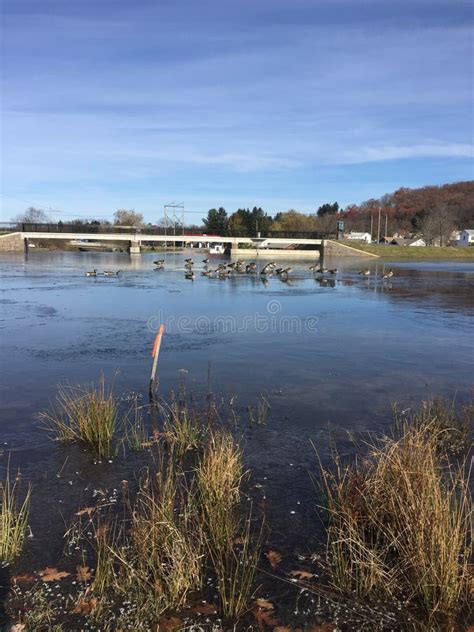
(0, 250), (473, 568)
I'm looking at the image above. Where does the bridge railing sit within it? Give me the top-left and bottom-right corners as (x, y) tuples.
(18, 223), (336, 240)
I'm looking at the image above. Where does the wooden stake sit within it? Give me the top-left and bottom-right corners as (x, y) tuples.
(149, 324), (165, 397)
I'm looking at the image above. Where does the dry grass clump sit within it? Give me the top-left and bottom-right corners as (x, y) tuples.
(321, 417), (472, 625)
(394, 396), (471, 455)
(0, 468), (31, 564)
(90, 450), (204, 620)
(39, 376), (118, 458)
(197, 431), (262, 619)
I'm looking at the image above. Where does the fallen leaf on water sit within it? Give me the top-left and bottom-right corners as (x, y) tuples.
(191, 601), (218, 614)
(39, 567), (70, 582)
(254, 608), (279, 629)
(254, 597), (274, 610)
(12, 574), (35, 585)
(76, 565), (92, 582)
(72, 597), (98, 614)
(75, 506), (95, 516)
(266, 549), (282, 569)
(155, 616), (183, 631)
(289, 569), (314, 580)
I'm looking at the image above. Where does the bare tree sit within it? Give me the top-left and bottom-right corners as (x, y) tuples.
(13, 207), (51, 224)
(113, 209), (144, 227)
(420, 204), (455, 246)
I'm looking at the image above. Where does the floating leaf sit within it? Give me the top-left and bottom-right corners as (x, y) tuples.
(254, 608), (279, 629)
(39, 567), (70, 582)
(155, 616), (184, 631)
(76, 565), (92, 582)
(72, 597), (98, 614)
(266, 549), (282, 569)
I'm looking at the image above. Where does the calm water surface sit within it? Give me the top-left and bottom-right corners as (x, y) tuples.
(0, 250), (473, 563)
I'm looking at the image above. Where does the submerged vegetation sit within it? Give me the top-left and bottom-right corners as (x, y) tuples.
(3, 378), (472, 630)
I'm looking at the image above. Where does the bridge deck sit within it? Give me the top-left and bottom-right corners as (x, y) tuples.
(22, 232), (324, 246)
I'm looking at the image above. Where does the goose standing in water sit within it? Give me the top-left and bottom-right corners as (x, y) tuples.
(382, 269), (394, 280)
(358, 268), (370, 276)
(260, 262), (275, 275)
(85, 269), (97, 277)
(328, 268), (338, 275)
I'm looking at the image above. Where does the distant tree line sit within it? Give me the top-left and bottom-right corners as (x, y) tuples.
(12, 181), (474, 243)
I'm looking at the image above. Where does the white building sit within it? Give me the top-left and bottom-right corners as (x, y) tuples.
(457, 229), (474, 247)
(346, 231), (372, 243)
(209, 243), (225, 254)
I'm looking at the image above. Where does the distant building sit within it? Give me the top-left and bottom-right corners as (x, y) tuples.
(346, 231), (372, 243)
(209, 243), (225, 254)
(390, 237), (426, 247)
(457, 229), (474, 247)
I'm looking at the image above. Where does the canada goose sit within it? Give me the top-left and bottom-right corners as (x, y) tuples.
(382, 269), (394, 280)
(154, 262), (164, 270)
(309, 263), (319, 271)
(359, 268), (370, 276)
(184, 261), (194, 270)
(202, 258), (210, 264)
(201, 270), (212, 277)
(185, 258), (193, 263)
(103, 270), (122, 277)
(328, 268), (338, 275)
(185, 271), (195, 280)
(260, 263), (275, 275)
(316, 267), (327, 274)
(153, 259), (165, 265)
(275, 267), (284, 275)
(85, 269), (97, 277)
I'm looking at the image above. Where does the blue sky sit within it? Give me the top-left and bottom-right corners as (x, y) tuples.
(1, 0), (473, 223)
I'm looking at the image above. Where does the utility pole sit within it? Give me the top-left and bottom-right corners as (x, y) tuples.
(370, 214), (373, 241)
(164, 203), (185, 251)
(377, 207), (381, 244)
(385, 214), (388, 245)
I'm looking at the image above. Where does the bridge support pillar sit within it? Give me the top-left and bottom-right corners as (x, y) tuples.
(129, 240), (141, 254)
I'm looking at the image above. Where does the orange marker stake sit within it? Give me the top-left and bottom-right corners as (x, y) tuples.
(149, 324), (165, 392)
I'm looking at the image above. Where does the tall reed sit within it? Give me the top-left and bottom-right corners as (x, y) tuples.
(321, 418), (472, 623)
(196, 430), (262, 619)
(0, 468), (31, 563)
(39, 376), (118, 458)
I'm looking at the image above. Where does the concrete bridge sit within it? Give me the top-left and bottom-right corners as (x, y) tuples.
(0, 223), (330, 257)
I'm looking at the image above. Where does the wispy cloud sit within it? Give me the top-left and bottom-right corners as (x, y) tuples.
(1, 0), (472, 219)
(340, 143), (473, 164)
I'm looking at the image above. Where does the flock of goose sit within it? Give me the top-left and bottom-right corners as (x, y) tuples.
(150, 258), (395, 282)
(85, 259), (394, 283)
